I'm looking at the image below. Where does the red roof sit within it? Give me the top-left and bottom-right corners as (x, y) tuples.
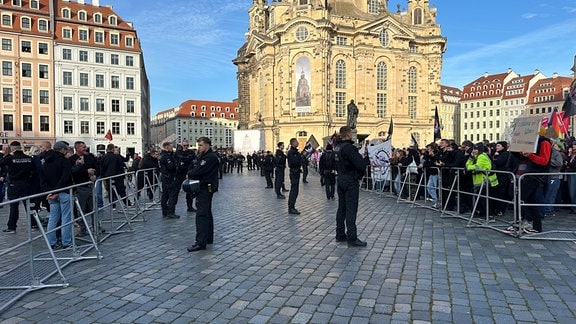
(157, 99), (239, 120)
(527, 76), (573, 104)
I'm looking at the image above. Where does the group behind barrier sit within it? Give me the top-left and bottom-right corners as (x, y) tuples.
(361, 165), (576, 241)
(0, 167), (160, 313)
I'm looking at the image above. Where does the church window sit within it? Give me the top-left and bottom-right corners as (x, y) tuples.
(335, 60), (346, 89)
(413, 8), (423, 25)
(408, 66), (417, 93)
(408, 96), (417, 119)
(368, 0), (380, 14)
(377, 62), (387, 90)
(379, 29), (388, 47)
(295, 26), (309, 42)
(377, 93), (387, 118)
(335, 92), (346, 118)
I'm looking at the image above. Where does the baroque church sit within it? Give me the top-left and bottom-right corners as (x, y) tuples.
(234, 0), (446, 149)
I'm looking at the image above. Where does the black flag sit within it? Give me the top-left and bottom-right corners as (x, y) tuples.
(386, 118), (394, 141)
(434, 106), (442, 140)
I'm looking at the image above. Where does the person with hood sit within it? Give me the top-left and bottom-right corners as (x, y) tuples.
(137, 149), (159, 201)
(465, 142), (498, 219)
(43, 141), (73, 249)
(492, 141), (512, 216)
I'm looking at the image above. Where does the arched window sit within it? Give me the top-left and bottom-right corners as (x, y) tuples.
(62, 8), (70, 19)
(413, 8), (423, 25)
(94, 13), (102, 23)
(109, 15), (117, 26)
(78, 11), (86, 21)
(407, 66), (417, 93)
(377, 62), (387, 90)
(335, 59), (346, 89)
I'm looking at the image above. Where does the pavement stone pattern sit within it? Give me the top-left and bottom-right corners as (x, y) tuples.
(1, 170), (576, 323)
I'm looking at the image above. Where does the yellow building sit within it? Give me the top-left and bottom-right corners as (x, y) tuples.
(234, 0), (446, 149)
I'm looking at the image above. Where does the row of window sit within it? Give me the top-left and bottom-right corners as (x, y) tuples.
(463, 110), (500, 118)
(1, 39), (136, 66)
(2, 88), (49, 104)
(190, 105), (237, 113)
(63, 121), (136, 136)
(60, 27), (134, 47)
(463, 133), (500, 142)
(189, 112), (235, 119)
(62, 48), (135, 66)
(62, 72), (136, 90)
(463, 121), (501, 130)
(3, 114), (48, 132)
(462, 100), (501, 109)
(1, 113), (137, 136)
(61, 97), (136, 113)
(3, 1), (119, 26)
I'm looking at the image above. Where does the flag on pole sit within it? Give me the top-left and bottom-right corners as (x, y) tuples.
(105, 129), (113, 141)
(410, 133), (419, 150)
(433, 106), (442, 140)
(386, 118), (394, 140)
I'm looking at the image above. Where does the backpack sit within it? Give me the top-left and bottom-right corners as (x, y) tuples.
(549, 149), (563, 168)
(322, 151), (335, 170)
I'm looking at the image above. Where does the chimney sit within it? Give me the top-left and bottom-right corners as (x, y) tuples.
(552, 72), (558, 78)
(93, 0), (99, 6)
(78, 0), (84, 4)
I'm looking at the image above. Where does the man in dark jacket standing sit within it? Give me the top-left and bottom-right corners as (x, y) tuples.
(263, 151), (274, 188)
(334, 126), (367, 247)
(187, 137), (219, 252)
(43, 141), (73, 249)
(1, 141), (35, 233)
(287, 138), (302, 214)
(101, 143), (129, 209)
(70, 141), (99, 236)
(158, 142), (180, 219)
(176, 140), (196, 212)
(274, 142), (288, 199)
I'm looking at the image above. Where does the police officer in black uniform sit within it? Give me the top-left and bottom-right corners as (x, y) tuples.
(1, 141), (35, 233)
(158, 142), (180, 219)
(175, 140), (197, 212)
(263, 151), (274, 188)
(274, 142), (288, 199)
(334, 126), (367, 247)
(187, 137), (219, 252)
(287, 138), (302, 214)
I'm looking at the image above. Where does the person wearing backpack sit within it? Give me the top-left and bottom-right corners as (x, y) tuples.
(319, 144), (336, 200)
(542, 140), (564, 217)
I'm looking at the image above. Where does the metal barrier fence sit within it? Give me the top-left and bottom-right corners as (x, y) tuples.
(0, 168), (160, 313)
(361, 165), (576, 241)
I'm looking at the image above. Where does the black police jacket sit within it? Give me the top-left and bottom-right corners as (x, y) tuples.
(188, 147), (219, 192)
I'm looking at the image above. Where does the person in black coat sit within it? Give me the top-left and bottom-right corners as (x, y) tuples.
(137, 149), (159, 200)
(334, 126), (367, 247)
(187, 137), (219, 252)
(286, 138), (302, 214)
(43, 141), (73, 249)
(262, 151), (274, 188)
(100, 143), (129, 209)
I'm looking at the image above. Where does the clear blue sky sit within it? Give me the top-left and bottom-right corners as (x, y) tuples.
(107, 0), (576, 115)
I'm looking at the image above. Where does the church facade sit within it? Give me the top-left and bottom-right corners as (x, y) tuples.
(234, 0), (446, 149)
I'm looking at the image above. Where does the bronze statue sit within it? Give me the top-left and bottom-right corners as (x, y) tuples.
(347, 100), (358, 129)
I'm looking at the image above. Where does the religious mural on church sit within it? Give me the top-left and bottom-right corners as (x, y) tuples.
(295, 56), (311, 112)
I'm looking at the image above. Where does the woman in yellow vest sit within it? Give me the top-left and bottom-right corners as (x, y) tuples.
(465, 143), (498, 220)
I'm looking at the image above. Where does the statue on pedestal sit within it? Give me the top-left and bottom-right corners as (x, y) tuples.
(347, 100), (358, 129)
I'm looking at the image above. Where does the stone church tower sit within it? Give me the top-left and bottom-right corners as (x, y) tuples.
(234, 0), (446, 149)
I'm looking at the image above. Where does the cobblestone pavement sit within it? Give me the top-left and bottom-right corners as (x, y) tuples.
(1, 170), (576, 323)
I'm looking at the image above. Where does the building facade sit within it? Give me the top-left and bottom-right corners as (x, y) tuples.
(439, 85), (461, 143)
(0, 0), (150, 154)
(234, 0), (446, 149)
(151, 99), (239, 150)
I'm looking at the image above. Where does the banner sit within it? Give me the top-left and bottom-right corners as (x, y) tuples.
(509, 115), (543, 152)
(366, 139), (392, 182)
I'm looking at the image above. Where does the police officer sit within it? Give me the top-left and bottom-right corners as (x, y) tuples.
(334, 126), (367, 247)
(274, 142), (288, 199)
(287, 138), (302, 214)
(301, 150), (310, 183)
(158, 142), (180, 219)
(187, 137), (219, 252)
(175, 140), (196, 212)
(1, 141), (35, 233)
(263, 151), (274, 189)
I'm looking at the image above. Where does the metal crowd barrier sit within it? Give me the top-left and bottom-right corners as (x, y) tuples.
(360, 164), (576, 241)
(0, 168), (161, 313)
